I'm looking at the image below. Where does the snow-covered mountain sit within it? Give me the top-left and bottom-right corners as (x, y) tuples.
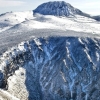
(0, 1), (100, 100)
(0, 37), (100, 100)
(0, 11), (33, 32)
(0, 1), (100, 34)
(33, 1), (90, 17)
(34, 1), (100, 21)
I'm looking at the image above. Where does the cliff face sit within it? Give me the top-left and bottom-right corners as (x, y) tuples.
(0, 37), (100, 100)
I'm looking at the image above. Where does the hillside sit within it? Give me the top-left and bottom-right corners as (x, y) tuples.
(0, 1), (100, 100)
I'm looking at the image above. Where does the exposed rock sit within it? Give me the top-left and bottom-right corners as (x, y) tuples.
(33, 1), (90, 17)
(34, 1), (100, 21)
(0, 37), (100, 100)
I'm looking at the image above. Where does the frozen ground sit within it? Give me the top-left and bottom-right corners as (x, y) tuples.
(1, 13), (100, 33)
(0, 10), (100, 55)
(0, 29), (100, 55)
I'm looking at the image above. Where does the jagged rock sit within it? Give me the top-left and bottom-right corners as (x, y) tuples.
(0, 37), (100, 100)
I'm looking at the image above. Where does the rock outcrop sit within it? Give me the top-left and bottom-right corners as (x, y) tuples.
(0, 37), (100, 100)
(33, 1), (90, 17)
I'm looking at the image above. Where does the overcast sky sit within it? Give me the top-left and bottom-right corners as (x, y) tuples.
(0, 0), (100, 15)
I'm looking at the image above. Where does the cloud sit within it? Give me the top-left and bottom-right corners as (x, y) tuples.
(0, 0), (26, 7)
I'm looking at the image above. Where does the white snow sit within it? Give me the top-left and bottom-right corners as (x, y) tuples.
(96, 51), (99, 61)
(0, 11), (33, 25)
(7, 67), (28, 100)
(18, 42), (26, 51)
(0, 11), (100, 34)
(0, 26), (12, 33)
(0, 89), (19, 100)
(0, 3), (100, 99)
(60, 71), (66, 82)
(63, 59), (68, 69)
(22, 20), (60, 29)
(34, 38), (42, 46)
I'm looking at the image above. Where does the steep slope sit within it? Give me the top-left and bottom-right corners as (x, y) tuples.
(34, 1), (100, 21)
(33, 1), (90, 17)
(0, 1), (100, 100)
(0, 37), (100, 100)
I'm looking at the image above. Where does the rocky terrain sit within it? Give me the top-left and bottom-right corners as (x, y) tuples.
(33, 1), (100, 21)
(0, 37), (100, 100)
(0, 1), (100, 100)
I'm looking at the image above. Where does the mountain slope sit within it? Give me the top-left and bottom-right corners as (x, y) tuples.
(34, 1), (100, 21)
(0, 1), (100, 34)
(0, 11), (33, 32)
(93, 15), (100, 21)
(33, 1), (90, 17)
(0, 1), (100, 100)
(0, 37), (100, 100)
(1, 14), (100, 35)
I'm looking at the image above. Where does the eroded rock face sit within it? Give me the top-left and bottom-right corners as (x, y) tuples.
(33, 1), (91, 18)
(0, 37), (100, 100)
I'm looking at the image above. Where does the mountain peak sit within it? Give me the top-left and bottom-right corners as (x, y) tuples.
(33, 1), (82, 16)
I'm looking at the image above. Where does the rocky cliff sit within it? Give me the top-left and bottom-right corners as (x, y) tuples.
(0, 37), (100, 100)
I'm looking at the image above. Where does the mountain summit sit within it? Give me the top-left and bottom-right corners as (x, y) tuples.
(33, 1), (90, 17)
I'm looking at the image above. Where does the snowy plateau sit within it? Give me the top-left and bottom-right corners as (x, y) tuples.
(0, 1), (100, 100)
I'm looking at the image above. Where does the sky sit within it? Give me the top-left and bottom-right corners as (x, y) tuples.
(0, 0), (100, 15)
